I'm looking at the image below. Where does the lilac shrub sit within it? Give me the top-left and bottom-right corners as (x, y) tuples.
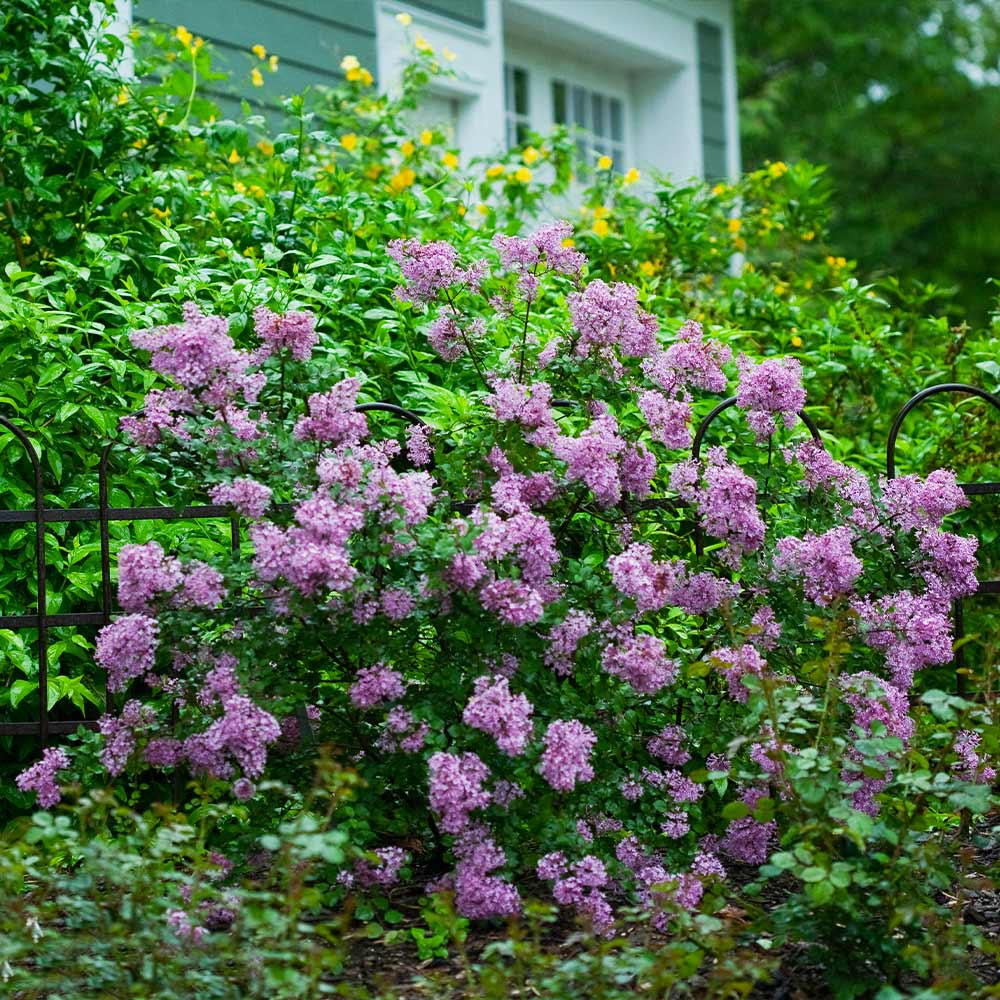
(17, 223), (995, 942)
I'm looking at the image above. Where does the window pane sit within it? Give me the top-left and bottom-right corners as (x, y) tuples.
(572, 86), (587, 128)
(552, 80), (567, 125)
(609, 98), (623, 142)
(591, 93), (605, 137)
(513, 67), (529, 117)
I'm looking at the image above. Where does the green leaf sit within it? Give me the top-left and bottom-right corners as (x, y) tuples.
(9, 679), (37, 709)
(721, 801), (750, 821)
(800, 866), (827, 883)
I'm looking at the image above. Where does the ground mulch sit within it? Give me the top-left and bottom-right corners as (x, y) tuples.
(331, 814), (1000, 998)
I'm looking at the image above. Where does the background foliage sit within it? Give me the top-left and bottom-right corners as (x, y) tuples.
(735, 0), (1000, 323)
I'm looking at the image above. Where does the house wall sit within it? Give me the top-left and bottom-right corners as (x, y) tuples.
(375, 0), (505, 161)
(135, 0), (378, 113)
(130, 0), (737, 180)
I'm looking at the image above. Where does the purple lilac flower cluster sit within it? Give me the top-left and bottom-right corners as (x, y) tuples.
(540, 719), (596, 791)
(350, 663), (407, 709)
(493, 220), (584, 301)
(735, 355), (806, 441)
(252, 306), (317, 361)
(387, 238), (487, 305)
(953, 730), (997, 785)
(117, 541), (225, 613)
(121, 303), (266, 449)
(462, 675), (534, 756)
(427, 751), (492, 833)
(601, 629), (678, 694)
(720, 787), (776, 863)
(608, 542), (737, 615)
(15, 747), (70, 807)
(671, 447), (766, 567)
(568, 280), (659, 359)
(772, 526), (863, 606)
(536, 852), (614, 936)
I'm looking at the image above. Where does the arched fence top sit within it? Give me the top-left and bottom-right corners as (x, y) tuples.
(353, 401), (426, 426)
(691, 396), (823, 460)
(886, 382), (1000, 484)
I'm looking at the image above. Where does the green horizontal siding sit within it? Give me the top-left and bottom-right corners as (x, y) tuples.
(408, 0), (485, 28)
(696, 19), (727, 180)
(136, 0), (376, 115)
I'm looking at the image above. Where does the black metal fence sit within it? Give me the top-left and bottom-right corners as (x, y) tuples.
(1, 383), (997, 745)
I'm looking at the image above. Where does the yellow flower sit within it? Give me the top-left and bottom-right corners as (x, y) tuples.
(389, 167), (416, 192)
(790, 335), (803, 348)
(733, 236), (747, 252)
(639, 260), (657, 277)
(341, 55), (360, 72)
(592, 205), (609, 220)
(597, 155), (613, 171)
(21, 234), (31, 245)
(522, 146), (539, 165)
(774, 281), (788, 296)
(443, 47), (457, 62)
(251, 67), (264, 87)
(803, 230), (815, 241)
(561, 238), (575, 248)
(396, 11), (413, 25)
(836, 256), (847, 268)
(227, 148), (241, 163)
(415, 34), (433, 53)
(400, 140), (415, 157)
(269, 54), (279, 72)
(191, 37), (203, 52)
(623, 167), (640, 185)
(116, 87), (128, 105)
(457, 204), (466, 216)
(592, 218), (610, 237)
(175, 25), (193, 47)
(486, 163), (504, 178)
(256, 139), (274, 156)
(340, 133), (359, 152)
(712, 183), (727, 196)
(132, 137), (147, 149)
(249, 184), (266, 198)
(442, 151), (459, 170)
(768, 161), (788, 178)
(420, 129), (434, 146)
(366, 163), (384, 180)
(727, 217), (742, 233)
(359, 68), (373, 86)
(252, 44), (266, 60)
(233, 180), (248, 194)
(514, 166), (532, 183)
(476, 202), (489, 215)
(151, 206), (171, 220)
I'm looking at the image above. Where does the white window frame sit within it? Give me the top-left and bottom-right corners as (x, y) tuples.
(503, 63), (531, 148)
(552, 77), (627, 172)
